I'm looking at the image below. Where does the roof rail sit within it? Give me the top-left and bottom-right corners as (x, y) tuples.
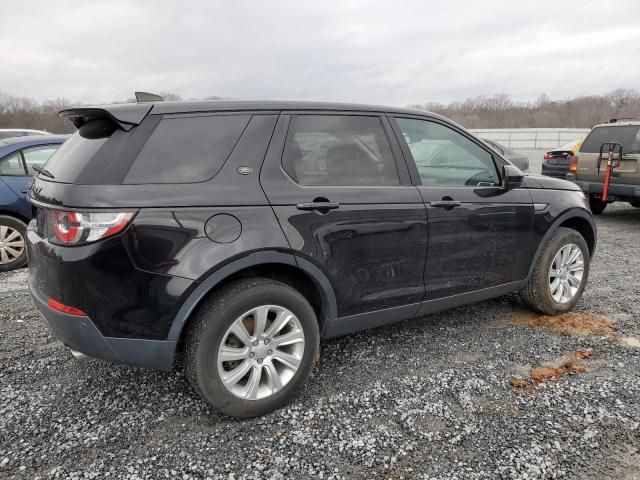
(607, 117), (640, 123)
(134, 92), (164, 103)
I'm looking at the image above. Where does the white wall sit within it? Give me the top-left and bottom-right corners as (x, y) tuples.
(469, 128), (589, 149)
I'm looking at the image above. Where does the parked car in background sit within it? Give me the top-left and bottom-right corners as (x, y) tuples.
(541, 139), (583, 179)
(0, 129), (51, 140)
(482, 139), (529, 171)
(28, 100), (595, 417)
(568, 119), (640, 214)
(0, 135), (68, 270)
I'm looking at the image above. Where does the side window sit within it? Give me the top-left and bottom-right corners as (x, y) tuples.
(22, 145), (60, 175)
(124, 114), (250, 184)
(0, 152), (26, 176)
(395, 118), (499, 187)
(284, 115), (400, 186)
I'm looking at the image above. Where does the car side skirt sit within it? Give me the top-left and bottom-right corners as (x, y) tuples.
(322, 280), (526, 339)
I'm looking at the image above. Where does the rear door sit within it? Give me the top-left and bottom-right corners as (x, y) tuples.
(0, 145), (60, 200)
(577, 125), (640, 184)
(391, 116), (534, 301)
(0, 151), (29, 199)
(261, 113), (428, 318)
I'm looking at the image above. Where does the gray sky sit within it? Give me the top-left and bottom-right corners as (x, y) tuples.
(2, 0), (639, 106)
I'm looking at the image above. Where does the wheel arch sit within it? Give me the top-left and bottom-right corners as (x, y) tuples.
(167, 251), (337, 345)
(527, 208), (596, 278)
(0, 209), (30, 225)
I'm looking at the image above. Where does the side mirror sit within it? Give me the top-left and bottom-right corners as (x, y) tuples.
(502, 164), (524, 190)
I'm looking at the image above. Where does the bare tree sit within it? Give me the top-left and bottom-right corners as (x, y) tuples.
(1, 89), (639, 133)
(411, 90), (640, 128)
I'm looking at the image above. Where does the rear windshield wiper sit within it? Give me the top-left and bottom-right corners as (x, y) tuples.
(32, 165), (55, 179)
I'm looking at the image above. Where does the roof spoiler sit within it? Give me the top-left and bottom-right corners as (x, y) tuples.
(59, 103), (154, 131)
(135, 91), (164, 103)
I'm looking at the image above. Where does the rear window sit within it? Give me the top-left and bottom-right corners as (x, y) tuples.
(580, 125), (640, 153)
(123, 114), (250, 184)
(43, 119), (115, 183)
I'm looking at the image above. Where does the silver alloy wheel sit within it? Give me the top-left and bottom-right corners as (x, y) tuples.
(0, 225), (25, 265)
(548, 243), (584, 304)
(217, 305), (305, 400)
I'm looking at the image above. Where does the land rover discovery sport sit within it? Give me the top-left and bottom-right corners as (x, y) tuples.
(27, 100), (596, 417)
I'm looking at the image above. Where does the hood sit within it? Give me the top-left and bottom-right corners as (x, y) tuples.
(522, 173), (580, 191)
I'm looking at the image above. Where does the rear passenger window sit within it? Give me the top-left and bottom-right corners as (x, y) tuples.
(0, 152), (26, 175)
(124, 114), (250, 184)
(23, 145), (59, 175)
(284, 115), (400, 186)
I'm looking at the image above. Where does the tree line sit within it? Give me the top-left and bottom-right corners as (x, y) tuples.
(1, 88), (640, 133)
(409, 89), (640, 129)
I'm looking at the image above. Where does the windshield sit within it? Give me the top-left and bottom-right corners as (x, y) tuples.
(580, 126), (640, 153)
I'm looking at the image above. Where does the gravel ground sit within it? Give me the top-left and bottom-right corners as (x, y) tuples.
(1, 203), (639, 480)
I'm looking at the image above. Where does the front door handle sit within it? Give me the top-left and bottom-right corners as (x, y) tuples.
(430, 200), (462, 208)
(21, 189), (28, 194)
(296, 201), (340, 212)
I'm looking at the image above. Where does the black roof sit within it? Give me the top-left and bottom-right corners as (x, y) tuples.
(60, 100), (448, 130)
(148, 100), (431, 116)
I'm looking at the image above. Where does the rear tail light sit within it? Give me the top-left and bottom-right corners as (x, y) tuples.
(569, 154), (578, 173)
(543, 152), (553, 161)
(47, 298), (87, 316)
(43, 209), (135, 245)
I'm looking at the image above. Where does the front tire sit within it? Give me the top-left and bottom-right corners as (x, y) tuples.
(589, 195), (607, 215)
(0, 215), (27, 272)
(184, 278), (319, 418)
(520, 227), (590, 315)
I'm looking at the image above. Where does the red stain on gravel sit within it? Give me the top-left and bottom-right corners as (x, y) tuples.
(510, 350), (593, 395)
(508, 311), (615, 337)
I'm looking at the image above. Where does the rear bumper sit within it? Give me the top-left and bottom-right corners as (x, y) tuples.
(540, 164), (570, 179)
(29, 276), (176, 370)
(568, 177), (640, 200)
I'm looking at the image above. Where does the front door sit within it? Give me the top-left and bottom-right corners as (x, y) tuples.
(261, 113), (428, 318)
(391, 116), (534, 300)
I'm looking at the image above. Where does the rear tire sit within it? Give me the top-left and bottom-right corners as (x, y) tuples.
(589, 195), (607, 215)
(184, 277), (319, 418)
(0, 215), (27, 272)
(520, 227), (590, 315)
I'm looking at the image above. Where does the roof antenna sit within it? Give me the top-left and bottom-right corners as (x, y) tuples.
(135, 92), (165, 103)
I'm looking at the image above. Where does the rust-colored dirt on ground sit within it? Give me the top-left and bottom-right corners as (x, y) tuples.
(508, 311), (615, 337)
(509, 350), (593, 395)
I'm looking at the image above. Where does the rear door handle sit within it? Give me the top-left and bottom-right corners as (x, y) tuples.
(430, 200), (462, 208)
(296, 202), (340, 211)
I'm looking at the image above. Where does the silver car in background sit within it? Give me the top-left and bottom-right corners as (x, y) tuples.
(482, 138), (529, 171)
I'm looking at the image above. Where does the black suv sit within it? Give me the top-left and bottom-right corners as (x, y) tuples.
(27, 100), (596, 417)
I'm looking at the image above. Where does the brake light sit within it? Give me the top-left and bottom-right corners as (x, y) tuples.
(543, 152), (553, 161)
(47, 209), (135, 245)
(569, 154), (578, 173)
(47, 298), (87, 316)
(52, 210), (82, 244)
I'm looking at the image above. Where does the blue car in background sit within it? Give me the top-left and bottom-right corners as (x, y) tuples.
(0, 134), (68, 271)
